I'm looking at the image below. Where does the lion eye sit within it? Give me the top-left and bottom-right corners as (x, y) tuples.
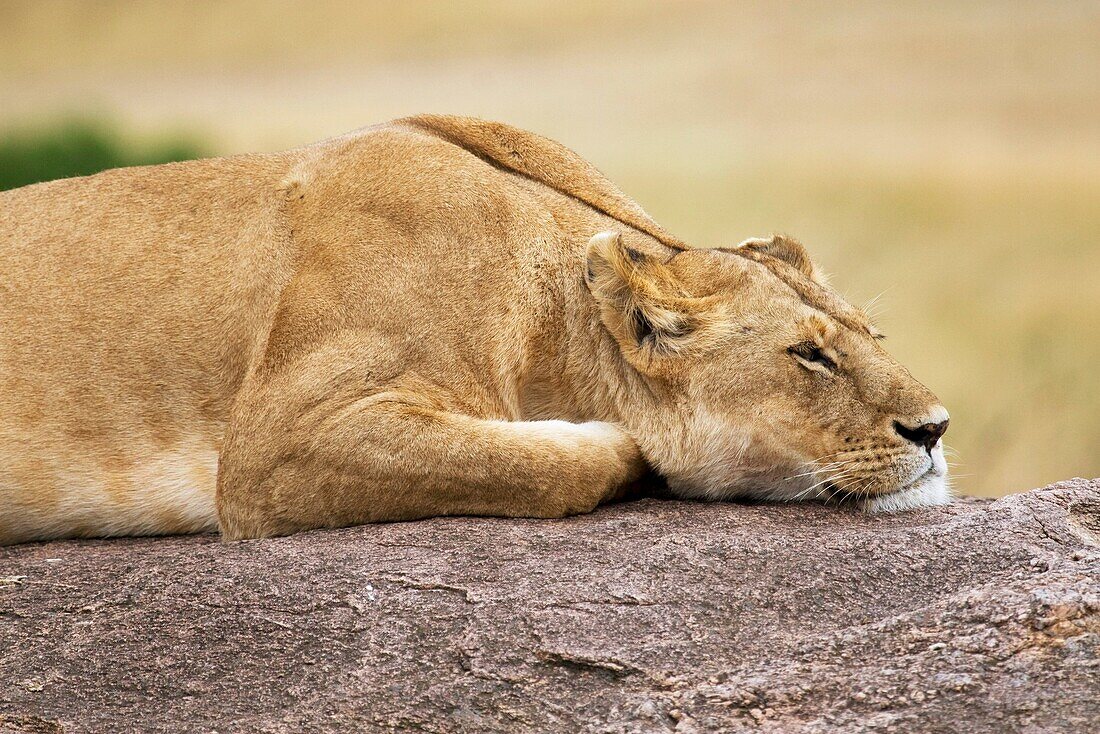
(789, 342), (837, 371)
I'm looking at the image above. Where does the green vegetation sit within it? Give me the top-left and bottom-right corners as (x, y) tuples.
(0, 120), (203, 191)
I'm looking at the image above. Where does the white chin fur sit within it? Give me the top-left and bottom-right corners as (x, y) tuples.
(860, 471), (952, 513)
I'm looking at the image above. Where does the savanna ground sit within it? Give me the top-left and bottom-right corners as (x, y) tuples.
(1, 0), (1097, 498)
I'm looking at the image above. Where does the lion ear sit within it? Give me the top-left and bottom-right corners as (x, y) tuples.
(584, 231), (698, 356)
(738, 235), (828, 286)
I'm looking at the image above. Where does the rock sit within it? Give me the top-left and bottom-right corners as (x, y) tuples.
(1, 479), (1098, 733)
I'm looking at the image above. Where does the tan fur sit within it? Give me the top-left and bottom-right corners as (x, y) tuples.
(0, 115), (949, 544)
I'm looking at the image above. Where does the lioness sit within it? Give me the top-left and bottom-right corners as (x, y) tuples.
(0, 115), (950, 545)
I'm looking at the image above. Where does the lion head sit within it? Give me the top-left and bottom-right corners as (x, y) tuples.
(585, 230), (950, 512)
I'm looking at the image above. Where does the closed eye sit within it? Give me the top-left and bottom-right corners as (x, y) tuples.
(788, 341), (837, 371)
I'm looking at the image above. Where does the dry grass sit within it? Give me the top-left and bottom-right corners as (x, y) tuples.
(2, 0), (1097, 496)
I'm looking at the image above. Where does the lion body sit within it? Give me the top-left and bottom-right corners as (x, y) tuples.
(0, 117), (669, 543)
(0, 116), (948, 545)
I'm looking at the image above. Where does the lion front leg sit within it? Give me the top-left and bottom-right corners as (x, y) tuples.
(215, 368), (647, 540)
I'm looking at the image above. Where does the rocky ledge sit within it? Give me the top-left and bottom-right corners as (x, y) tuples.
(1, 479), (1098, 733)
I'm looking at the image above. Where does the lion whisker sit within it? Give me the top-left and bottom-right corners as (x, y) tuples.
(794, 469), (857, 501)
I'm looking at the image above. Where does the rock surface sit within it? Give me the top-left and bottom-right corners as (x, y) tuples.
(2, 479), (1099, 733)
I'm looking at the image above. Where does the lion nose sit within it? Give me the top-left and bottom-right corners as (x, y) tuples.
(894, 418), (949, 453)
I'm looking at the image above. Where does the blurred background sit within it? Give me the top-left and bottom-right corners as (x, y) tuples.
(2, 0), (1097, 497)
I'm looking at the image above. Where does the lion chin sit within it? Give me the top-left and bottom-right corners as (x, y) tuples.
(860, 471), (952, 514)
